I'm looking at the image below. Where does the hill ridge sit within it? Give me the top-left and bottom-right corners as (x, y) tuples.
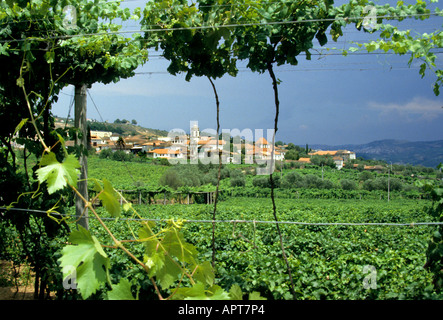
(310, 139), (443, 168)
(54, 116), (169, 137)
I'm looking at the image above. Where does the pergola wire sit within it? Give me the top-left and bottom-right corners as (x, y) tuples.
(1, 206), (442, 227)
(0, 12), (441, 43)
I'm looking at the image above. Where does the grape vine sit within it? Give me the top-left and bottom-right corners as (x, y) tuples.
(1, 0), (442, 300)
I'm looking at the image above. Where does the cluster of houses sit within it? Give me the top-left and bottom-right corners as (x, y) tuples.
(307, 150), (356, 170)
(88, 123), (363, 170)
(89, 124), (286, 164)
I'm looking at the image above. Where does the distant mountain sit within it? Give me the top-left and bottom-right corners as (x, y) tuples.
(310, 139), (443, 168)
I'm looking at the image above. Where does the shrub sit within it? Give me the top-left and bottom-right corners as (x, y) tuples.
(230, 176), (246, 187)
(281, 172), (305, 188)
(159, 158), (171, 166)
(363, 179), (380, 191)
(340, 179), (358, 190)
(99, 148), (113, 159)
(304, 174), (322, 189)
(159, 170), (182, 189)
(362, 178), (403, 191)
(359, 171), (373, 181)
(321, 179), (335, 189)
(230, 169), (246, 187)
(252, 176), (270, 188)
(252, 173), (280, 188)
(112, 150), (133, 161)
(389, 178), (404, 191)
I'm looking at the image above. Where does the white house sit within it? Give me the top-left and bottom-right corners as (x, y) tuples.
(152, 148), (183, 159)
(90, 130), (113, 139)
(333, 156), (344, 170)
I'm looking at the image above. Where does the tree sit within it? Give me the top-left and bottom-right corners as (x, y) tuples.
(350, 3), (443, 95)
(340, 179), (358, 190)
(284, 150), (299, 160)
(0, 0), (147, 297)
(141, 0), (238, 267)
(1, 0), (148, 230)
(287, 143), (296, 150)
(116, 136), (126, 151)
(311, 155), (336, 168)
(281, 171), (306, 189)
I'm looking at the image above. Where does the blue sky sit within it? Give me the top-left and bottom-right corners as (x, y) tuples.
(51, 0), (443, 146)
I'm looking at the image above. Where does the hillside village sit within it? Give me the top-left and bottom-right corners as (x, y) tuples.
(53, 117), (393, 171)
(86, 124), (290, 164)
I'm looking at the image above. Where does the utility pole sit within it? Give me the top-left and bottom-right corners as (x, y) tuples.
(74, 84), (89, 230)
(387, 162), (392, 202)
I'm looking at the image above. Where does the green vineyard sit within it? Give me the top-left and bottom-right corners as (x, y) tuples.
(65, 195), (439, 300)
(1, 0), (443, 304)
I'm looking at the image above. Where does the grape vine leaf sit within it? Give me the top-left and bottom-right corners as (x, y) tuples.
(36, 152), (80, 194)
(208, 285), (231, 300)
(162, 228), (198, 264)
(139, 225), (182, 288)
(248, 291), (267, 300)
(108, 278), (136, 300)
(142, 239), (166, 278)
(228, 284), (266, 300)
(172, 282), (231, 300)
(229, 284), (243, 300)
(58, 226), (110, 299)
(139, 225), (165, 276)
(172, 281), (207, 300)
(193, 261), (215, 287)
(98, 178), (121, 217)
(156, 256), (182, 289)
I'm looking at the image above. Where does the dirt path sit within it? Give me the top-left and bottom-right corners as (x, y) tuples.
(0, 260), (42, 300)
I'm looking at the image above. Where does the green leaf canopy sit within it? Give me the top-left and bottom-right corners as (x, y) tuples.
(58, 225), (110, 299)
(36, 152), (81, 194)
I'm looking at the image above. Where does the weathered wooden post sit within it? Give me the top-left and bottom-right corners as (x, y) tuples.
(74, 84), (89, 230)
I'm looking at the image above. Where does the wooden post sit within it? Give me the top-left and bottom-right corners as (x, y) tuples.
(75, 84), (89, 230)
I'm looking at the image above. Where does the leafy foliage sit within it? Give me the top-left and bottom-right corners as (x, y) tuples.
(348, 4), (442, 94)
(129, 197), (439, 299)
(59, 225), (111, 299)
(36, 152), (81, 194)
(141, 0), (237, 82)
(97, 178), (122, 218)
(419, 173), (443, 292)
(1, 0), (442, 302)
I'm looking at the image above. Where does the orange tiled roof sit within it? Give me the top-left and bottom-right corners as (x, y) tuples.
(198, 139), (226, 146)
(256, 137), (269, 145)
(310, 150), (338, 156)
(153, 148), (180, 155)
